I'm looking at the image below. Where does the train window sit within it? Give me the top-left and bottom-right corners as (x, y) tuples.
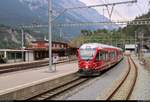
(112, 52), (114, 58)
(99, 53), (101, 60)
(102, 53), (105, 60)
(99, 51), (105, 61)
(80, 48), (96, 60)
(109, 52), (112, 58)
(110, 52), (115, 59)
(112, 52), (115, 58)
(112, 51), (117, 59)
(115, 51), (117, 57)
(105, 52), (108, 61)
(97, 51), (108, 61)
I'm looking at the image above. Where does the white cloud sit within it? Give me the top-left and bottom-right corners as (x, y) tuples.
(79, 0), (149, 21)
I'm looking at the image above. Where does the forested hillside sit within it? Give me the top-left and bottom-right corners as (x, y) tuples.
(71, 11), (150, 48)
(122, 11), (150, 37)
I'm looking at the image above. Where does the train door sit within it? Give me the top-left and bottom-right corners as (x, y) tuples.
(95, 50), (105, 69)
(117, 50), (121, 61)
(95, 51), (100, 69)
(109, 51), (113, 62)
(105, 51), (109, 64)
(112, 51), (116, 62)
(114, 51), (117, 61)
(109, 51), (115, 63)
(101, 51), (107, 68)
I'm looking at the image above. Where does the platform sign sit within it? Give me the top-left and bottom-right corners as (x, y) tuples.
(52, 55), (59, 72)
(53, 55), (59, 64)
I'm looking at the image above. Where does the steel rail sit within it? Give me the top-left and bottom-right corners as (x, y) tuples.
(127, 56), (138, 99)
(0, 59), (77, 74)
(106, 56), (138, 100)
(106, 56), (131, 100)
(27, 77), (89, 100)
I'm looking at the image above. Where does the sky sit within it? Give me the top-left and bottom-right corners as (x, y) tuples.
(79, 0), (150, 21)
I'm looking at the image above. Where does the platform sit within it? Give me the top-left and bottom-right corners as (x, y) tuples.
(0, 62), (78, 97)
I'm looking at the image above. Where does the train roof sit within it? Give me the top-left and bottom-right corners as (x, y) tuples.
(79, 43), (123, 51)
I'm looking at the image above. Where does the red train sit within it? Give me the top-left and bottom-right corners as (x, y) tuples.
(77, 43), (123, 76)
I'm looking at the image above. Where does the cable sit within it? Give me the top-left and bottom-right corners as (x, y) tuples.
(51, 9), (67, 22)
(114, 8), (127, 20)
(135, 3), (143, 15)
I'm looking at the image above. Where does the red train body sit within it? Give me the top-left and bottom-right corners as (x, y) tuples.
(77, 43), (123, 76)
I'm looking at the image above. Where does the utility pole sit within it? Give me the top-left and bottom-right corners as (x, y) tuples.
(60, 27), (62, 40)
(111, 32), (113, 46)
(141, 32), (144, 60)
(21, 29), (24, 61)
(138, 31), (144, 61)
(103, 8), (105, 21)
(134, 31), (137, 56)
(48, 0), (53, 72)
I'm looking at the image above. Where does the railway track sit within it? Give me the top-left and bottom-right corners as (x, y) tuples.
(105, 56), (138, 100)
(27, 77), (90, 100)
(0, 59), (76, 74)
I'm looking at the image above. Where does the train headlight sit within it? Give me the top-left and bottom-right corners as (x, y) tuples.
(85, 65), (88, 69)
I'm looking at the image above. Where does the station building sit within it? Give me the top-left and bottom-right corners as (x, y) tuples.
(0, 40), (77, 64)
(0, 49), (33, 63)
(26, 40), (70, 60)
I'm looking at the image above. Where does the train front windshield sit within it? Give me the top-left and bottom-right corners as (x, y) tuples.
(80, 48), (96, 61)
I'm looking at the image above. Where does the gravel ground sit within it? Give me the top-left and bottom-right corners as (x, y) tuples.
(55, 57), (128, 100)
(130, 54), (150, 100)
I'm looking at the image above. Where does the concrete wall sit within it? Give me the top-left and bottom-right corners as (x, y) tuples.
(0, 73), (77, 100)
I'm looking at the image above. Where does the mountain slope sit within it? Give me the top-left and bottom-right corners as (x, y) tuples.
(0, 0), (43, 25)
(0, 0), (119, 49)
(0, 0), (117, 27)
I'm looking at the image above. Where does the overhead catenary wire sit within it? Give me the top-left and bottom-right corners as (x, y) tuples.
(15, 18), (150, 29)
(104, 0), (130, 22)
(135, 3), (143, 15)
(114, 9), (127, 20)
(14, 0), (146, 29)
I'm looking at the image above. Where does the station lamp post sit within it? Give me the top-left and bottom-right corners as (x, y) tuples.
(21, 29), (25, 62)
(48, 0), (53, 72)
(134, 31), (137, 56)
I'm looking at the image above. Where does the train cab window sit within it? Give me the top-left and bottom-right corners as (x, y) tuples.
(80, 48), (96, 61)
